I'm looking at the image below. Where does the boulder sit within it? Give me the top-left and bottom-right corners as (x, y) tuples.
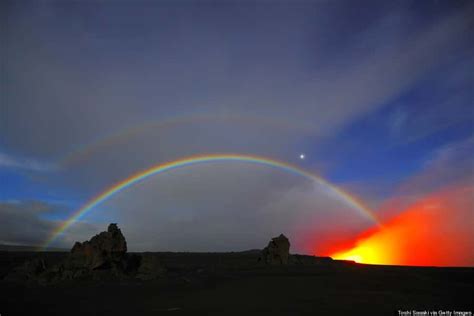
(260, 234), (290, 265)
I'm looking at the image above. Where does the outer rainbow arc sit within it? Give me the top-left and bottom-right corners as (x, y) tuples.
(42, 154), (380, 249)
(59, 114), (313, 168)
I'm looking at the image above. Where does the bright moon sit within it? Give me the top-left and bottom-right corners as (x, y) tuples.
(299, 154), (305, 160)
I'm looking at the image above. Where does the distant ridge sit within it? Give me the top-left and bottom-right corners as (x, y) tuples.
(0, 244), (68, 252)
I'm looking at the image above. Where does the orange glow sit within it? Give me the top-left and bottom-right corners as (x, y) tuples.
(328, 187), (474, 266)
(332, 244), (387, 264)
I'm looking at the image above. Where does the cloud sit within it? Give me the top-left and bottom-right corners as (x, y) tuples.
(0, 200), (99, 248)
(0, 152), (56, 172)
(0, 200), (57, 246)
(377, 135), (474, 220)
(2, 1), (472, 164)
(404, 136), (473, 193)
(386, 55), (474, 144)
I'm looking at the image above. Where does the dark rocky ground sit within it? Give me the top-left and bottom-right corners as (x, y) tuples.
(1, 251), (473, 316)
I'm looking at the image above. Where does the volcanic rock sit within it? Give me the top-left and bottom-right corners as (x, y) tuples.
(260, 234), (290, 265)
(69, 223), (127, 270)
(5, 223), (167, 284)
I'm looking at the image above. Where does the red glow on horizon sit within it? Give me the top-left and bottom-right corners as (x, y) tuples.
(326, 187), (474, 266)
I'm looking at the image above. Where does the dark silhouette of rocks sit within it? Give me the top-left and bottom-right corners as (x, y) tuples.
(260, 234), (290, 265)
(289, 254), (333, 265)
(6, 224), (164, 284)
(4, 227), (338, 285)
(256, 234), (333, 266)
(70, 223), (127, 270)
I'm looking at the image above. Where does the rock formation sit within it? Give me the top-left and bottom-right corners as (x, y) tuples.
(69, 223), (127, 270)
(260, 234), (290, 265)
(6, 223), (164, 284)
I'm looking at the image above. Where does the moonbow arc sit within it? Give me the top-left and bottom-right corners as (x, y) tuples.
(59, 114), (311, 168)
(43, 154), (380, 248)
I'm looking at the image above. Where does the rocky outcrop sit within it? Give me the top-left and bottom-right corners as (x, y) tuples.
(69, 223), (127, 270)
(259, 234), (290, 265)
(6, 224), (164, 284)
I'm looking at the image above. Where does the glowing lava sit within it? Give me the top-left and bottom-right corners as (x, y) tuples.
(328, 187), (474, 266)
(332, 244), (385, 264)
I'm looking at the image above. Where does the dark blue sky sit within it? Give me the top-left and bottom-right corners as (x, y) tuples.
(1, 0), (473, 250)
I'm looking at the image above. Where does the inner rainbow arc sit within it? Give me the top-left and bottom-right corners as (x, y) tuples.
(42, 153), (380, 249)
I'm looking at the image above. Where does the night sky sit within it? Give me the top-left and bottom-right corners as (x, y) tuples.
(1, 1), (473, 265)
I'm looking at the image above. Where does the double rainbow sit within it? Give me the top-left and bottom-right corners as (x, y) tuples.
(42, 154), (380, 248)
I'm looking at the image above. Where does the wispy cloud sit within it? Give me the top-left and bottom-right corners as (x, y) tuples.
(379, 136), (474, 219)
(0, 152), (56, 172)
